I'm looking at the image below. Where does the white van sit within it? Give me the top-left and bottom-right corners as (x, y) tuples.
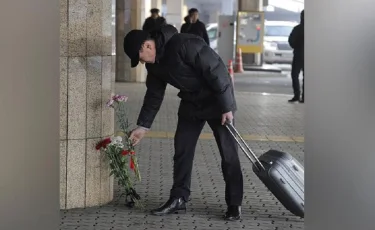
(263, 21), (297, 64)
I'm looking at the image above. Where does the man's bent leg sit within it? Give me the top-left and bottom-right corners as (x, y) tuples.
(301, 64), (305, 102)
(207, 118), (243, 220)
(170, 116), (206, 200)
(290, 56), (302, 102)
(151, 116), (205, 216)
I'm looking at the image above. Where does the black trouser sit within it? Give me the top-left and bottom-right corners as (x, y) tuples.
(170, 116), (244, 206)
(291, 55), (305, 99)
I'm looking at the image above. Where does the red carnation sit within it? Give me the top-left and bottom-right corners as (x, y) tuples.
(101, 138), (111, 148)
(121, 150), (129, 156)
(95, 138), (112, 150)
(130, 151), (135, 155)
(130, 157), (135, 170)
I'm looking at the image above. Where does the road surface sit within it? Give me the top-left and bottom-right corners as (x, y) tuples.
(233, 72), (298, 96)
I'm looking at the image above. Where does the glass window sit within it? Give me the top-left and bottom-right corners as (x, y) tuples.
(207, 28), (217, 40)
(265, 25), (294, 37)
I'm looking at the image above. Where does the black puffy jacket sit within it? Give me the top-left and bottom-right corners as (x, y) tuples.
(181, 19), (210, 46)
(142, 16), (167, 32)
(137, 25), (236, 129)
(180, 16), (191, 33)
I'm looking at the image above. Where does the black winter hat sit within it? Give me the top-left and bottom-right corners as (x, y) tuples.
(150, 8), (160, 14)
(123, 30), (149, 67)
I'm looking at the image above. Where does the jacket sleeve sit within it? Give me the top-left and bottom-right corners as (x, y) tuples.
(181, 23), (191, 34)
(160, 17), (167, 26)
(179, 39), (234, 113)
(142, 18), (149, 31)
(136, 71), (167, 129)
(288, 26), (298, 49)
(201, 24), (210, 46)
(180, 24), (186, 33)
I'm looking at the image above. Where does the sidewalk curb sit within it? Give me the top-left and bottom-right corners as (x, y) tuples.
(236, 91), (294, 97)
(234, 72), (289, 78)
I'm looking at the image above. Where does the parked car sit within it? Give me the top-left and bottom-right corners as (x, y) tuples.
(206, 22), (236, 55)
(206, 20), (297, 64)
(206, 23), (219, 52)
(263, 21), (297, 64)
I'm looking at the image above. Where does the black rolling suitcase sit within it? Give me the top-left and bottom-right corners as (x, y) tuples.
(225, 122), (305, 218)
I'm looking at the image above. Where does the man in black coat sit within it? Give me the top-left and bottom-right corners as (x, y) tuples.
(123, 24), (243, 221)
(288, 10), (304, 103)
(180, 8), (210, 46)
(142, 8), (167, 32)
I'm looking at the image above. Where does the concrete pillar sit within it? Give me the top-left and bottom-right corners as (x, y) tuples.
(151, 0), (162, 10)
(238, 0), (263, 66)
(116, 0), (150, 83)
(129, 0), (147, 82)
(182, 4), (188, 18)
(306, 0), (375, 229)
(202, 3), (220, 23)
(239, 0), (263, 10)
(221, 0), (234, 15)
(60, 0), (115, 209)
(165, 0), (184, 30)
(116, 0), (132, 82)
(145, 0), (152, 18)
(0, 0), (60, 228)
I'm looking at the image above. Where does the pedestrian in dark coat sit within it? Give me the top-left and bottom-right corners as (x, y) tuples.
(180, 8), (210, 46)
(288, 10), (304, 103)
(142, 8), (167, 32)
(123, 24), (243, 221)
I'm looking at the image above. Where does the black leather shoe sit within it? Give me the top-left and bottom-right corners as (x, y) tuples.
(224, 206), (241, 221)
(150, 197), (187, 216)
(288, 97), (300, 103)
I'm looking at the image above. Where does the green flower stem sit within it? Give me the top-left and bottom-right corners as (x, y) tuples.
(115, 101), (141, 182)
(116, 102), (129, 134)
(132, 156), (141, 181)
(106, 146), (133, 190)
(104, 100), (143, 209)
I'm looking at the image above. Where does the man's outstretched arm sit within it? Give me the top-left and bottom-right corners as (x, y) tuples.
(136, 72), (167, 129)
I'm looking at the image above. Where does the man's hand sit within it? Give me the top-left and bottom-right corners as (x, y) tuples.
(129, 127), (148, 146)
(221, 111), (233, 125)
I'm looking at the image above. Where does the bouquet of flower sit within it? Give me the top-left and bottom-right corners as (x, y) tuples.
(95, 94), (142, 208)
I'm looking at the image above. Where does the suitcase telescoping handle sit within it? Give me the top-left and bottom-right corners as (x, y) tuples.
(225, 121), (266, 171)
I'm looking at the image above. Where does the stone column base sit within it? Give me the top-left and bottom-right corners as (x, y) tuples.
(60, 0), (115, 209)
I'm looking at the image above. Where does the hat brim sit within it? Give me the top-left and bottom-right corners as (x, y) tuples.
(131, 55), (139, 68)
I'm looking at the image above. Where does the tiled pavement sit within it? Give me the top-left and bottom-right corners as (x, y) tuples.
(60, 83), (305, 230)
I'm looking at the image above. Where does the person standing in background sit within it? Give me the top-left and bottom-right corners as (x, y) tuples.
(180, 15), (191, 33)
(142, 8), (167, 33)
(180, 8), (210, 46)
(288, 10), (304, 103)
